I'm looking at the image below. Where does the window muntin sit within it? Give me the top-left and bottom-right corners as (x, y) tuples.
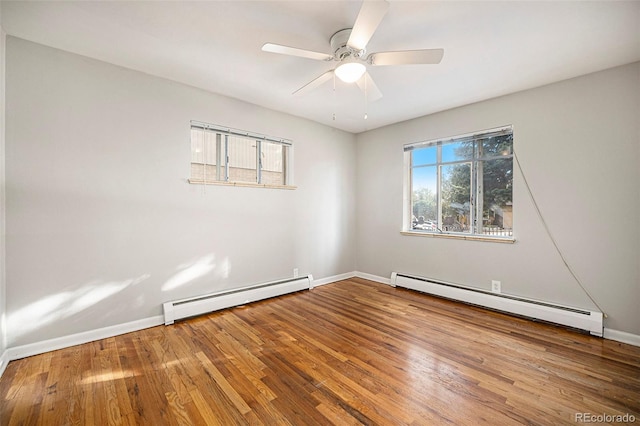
(189, 122), (292, 187)
(405, 127), (513, 238)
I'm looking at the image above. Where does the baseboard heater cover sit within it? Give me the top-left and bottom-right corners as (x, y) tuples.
(391, 273), (603, 337)
(163, 275), (313, 325)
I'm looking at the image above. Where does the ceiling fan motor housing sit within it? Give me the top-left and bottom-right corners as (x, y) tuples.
(330, 28), (365, 61)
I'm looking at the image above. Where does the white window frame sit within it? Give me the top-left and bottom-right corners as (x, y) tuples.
(402, 126), (514, 242)
(189, 121), (295, 189)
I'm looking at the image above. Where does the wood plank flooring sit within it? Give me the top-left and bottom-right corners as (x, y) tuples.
(1, 278), (639, 425)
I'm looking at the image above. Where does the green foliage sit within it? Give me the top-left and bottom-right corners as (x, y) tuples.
(412, 187), (436, 221)
(446, 135), (513, 216)
(442, 163), (471, 217)
(410, 133), (513, 232)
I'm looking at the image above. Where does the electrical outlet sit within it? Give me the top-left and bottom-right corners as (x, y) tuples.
(293, 268), (299, 278)
(491, 280), (501, 293)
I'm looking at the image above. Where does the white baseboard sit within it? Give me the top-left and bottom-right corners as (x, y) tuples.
(311, 272), (356, 288)
(603, 328), (640, 347)
(0, 350), (9, 379)
(7, 315), (164, 361)
(353, 271), (392, 286)
(311, 271), (392, 287)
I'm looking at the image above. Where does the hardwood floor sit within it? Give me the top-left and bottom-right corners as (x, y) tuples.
(1, 278), (639, 425)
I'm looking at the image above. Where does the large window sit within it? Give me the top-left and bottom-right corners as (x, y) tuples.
(189, 121), (293, 188)
(404, 126), (513, 239)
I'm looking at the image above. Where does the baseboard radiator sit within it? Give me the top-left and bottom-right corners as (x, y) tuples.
(391, 273), (603, 337)
(163, 275), (313, 325)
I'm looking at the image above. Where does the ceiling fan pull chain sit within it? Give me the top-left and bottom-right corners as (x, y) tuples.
(333, 73), (337, 121)
(364, 74), (368, 120)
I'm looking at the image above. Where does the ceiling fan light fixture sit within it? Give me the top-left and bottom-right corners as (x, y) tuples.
(335, 61), (366, 83)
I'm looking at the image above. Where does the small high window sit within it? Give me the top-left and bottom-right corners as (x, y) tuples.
(189, 122), (293, 188)
(404, 126), (513, 239)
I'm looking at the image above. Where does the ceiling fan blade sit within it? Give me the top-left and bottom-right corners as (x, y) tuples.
(369, 49), (444, 66)
(262, 43), (333, 61)
(356, 72), (383, 102)
(347, 0), (390, 51)
(293, 70), (335, 96)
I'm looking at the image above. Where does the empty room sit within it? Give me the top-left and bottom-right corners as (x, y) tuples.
(0, 0), (639, 424)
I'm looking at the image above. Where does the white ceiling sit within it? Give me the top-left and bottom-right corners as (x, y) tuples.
(2, 1), (639, 133)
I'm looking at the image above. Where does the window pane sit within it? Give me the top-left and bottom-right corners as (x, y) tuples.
(478, 134), (513, 159)
(412, 145), (437, 166)
(481, 157), (513, 237)
(411, 166), (438, 231)
(190, 128), (216, 165)
(441, 163), (471, 233)
(404, 126), (513, 239)
(442, 141), (474, 163)
(190, 128), (218, 182)
(261, 142), (285, 185)
(189, 123), (293, 188)
(228, 136), (257, 183)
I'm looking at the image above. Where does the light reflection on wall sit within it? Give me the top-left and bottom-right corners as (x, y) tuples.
(162, 253), (230, 292)
(7, 273), (150, 342)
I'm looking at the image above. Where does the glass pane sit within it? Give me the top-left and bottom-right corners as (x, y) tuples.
(412, 145), (437, 166)
(190, 128), (216, 165)
(478, 134), (513, 159)
(441, 140), (474, 163)
(441, 163), (471, 233)
(261, 142), (286, 185)
(411, 166), (438, 231)
(228, 136), (257, 183)
(481, 157), (513, 237)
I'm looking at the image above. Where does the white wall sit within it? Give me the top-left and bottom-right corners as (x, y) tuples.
(356, 62), (640, 335)
(4, 37), (356, 348)
(4, 34), (639, 351)
(0, 7), (7, 364)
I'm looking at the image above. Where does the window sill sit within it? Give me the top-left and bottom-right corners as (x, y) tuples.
(189, 179), (297, 190)
(400, 230), (515, 244)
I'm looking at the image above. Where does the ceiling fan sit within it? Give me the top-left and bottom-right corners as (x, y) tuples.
(261, 0), (444, 101)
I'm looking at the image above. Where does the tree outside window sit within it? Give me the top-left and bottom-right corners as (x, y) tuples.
(406, 127), (513, 238)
